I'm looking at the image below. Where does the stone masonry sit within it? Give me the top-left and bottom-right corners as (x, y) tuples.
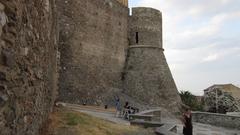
(0, 0), (182, 135)
(123, 8), (181, 111)
(57, 0), (129, 104)
(0, 0), (58, 135)
(57, 0), (181, 111)
(192, 111), (240, 130)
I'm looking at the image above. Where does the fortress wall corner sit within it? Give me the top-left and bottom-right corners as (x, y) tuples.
(124, 7), (181, 111)
(57, 0), (129, 105)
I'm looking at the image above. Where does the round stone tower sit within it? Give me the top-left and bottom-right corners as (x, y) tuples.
(124, 7), (181, 111)
(129, 7), (162, 48)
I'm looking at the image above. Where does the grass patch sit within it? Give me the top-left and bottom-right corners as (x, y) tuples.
(45, 108), (154, 135)
(65, 112), (88, 126)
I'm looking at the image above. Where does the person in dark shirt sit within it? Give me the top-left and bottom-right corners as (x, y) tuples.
(124, 101), (130, 109)
(182, 108), (193, 135)
(115, 98), (121, 117)
(123, 101), (131, 119)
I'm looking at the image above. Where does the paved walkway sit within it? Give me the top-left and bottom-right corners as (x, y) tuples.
(74, 109), (130, 125)
(192, 123), (240, 135)
(61, 103), (130, 125)
(162, 118), (240, 135)
(61, 103), (240, 135)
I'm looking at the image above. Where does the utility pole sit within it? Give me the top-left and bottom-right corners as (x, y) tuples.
(215, 89), (218, 113)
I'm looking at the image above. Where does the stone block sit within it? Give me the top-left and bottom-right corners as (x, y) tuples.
(20, 47), (29, 56)
(0, 3), (7, 27)
(0, 92), (8, 107)
(0, 0), (58, 135)
(57, 0), (129, 105)
(130, 120), (163, 128)
(0, 71), (6, 81)
(2, 50), (15, 67)
(192, 111), (240, 130)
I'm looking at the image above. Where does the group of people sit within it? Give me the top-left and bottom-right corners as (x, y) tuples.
(115, 97), (193, 135)
(115, 98), (139, 119)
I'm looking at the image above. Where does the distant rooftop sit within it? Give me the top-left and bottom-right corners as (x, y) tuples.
(204, 84), (240, 99)
(204, 84), (240, 91)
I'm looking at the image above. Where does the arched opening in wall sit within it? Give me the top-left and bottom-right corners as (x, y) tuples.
(135, 32), (139, 44)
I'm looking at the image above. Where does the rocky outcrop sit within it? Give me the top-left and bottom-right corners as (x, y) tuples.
(0, 1), (58, 135)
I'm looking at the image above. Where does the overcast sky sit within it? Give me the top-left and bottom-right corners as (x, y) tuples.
(129, 0), (240, 95)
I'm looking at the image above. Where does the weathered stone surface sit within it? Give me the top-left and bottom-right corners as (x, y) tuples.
(2, 49), (15, 67)
(57, 2), (181, 112)
(123, 7), (181, 112)
(0, 71), (6, 80)
(192, 111), (240, 130)
(57, 0), (129, 105)
(0, 1), (58, 135)
(0, 1), (183, 134)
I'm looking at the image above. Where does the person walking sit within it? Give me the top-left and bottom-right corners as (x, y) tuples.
(115, 98), (121, 117)
(182, 108), (193, 135)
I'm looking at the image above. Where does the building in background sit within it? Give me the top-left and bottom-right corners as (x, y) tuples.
(204, 84), (240, 100)
(203, 84), (240, 113)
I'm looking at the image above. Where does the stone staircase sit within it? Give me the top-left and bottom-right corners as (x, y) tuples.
(130, 120), (164, 128)
(128, 109), (178, 135)
(129, 114), (154, 121)
(155, 124), (178, 135)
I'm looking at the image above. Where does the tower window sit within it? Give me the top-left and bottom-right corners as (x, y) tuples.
(135, 32), (139, 44)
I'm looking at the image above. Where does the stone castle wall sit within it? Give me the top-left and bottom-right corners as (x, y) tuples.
(124, 8), (181, 111)
(0, 0), (58, 135)
(128, 8), (163, 47)
(193, 111), (240, 129)
(57, 1), (181, 110)
(0, 1), (182, 135)
(57, 0), (129, 104)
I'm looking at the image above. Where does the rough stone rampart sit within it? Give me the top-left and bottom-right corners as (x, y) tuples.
(124, 7), (181, 112)
(0, 1), (183, 135)
(57, 1), (181, 112)
(57, 0), (129, 105)
(0, 1), (58, 135)
(129, 7), (162, 47)
(193, 111), (240, 129)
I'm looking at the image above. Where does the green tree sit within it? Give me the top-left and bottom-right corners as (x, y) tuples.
(180, 91), (203, 111)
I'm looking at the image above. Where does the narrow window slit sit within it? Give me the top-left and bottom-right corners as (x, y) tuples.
(135, 32), (139, 44)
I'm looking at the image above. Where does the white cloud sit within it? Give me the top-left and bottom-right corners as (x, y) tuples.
(169, 11), (240, 49)
(133, 0), (240, 95)
(202, 54), (219, 62)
